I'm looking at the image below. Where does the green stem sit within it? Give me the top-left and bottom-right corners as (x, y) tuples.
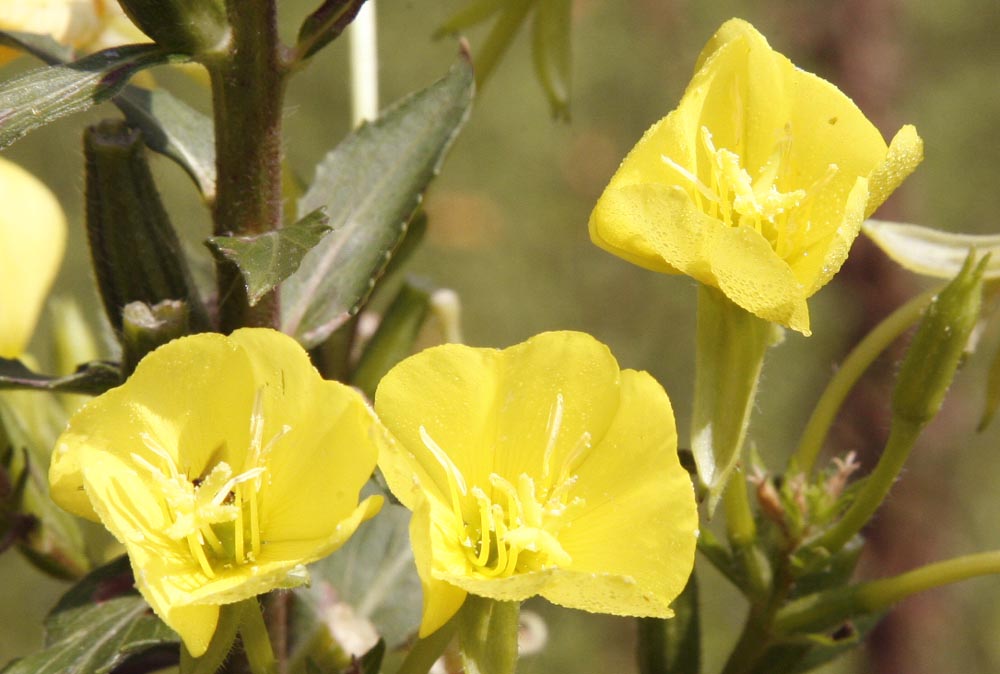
(395, 620), (458, 674)
(811, 418), (923, 555)
(789, 287), (937, 475)
(775, 551), (1000, 635)
(723, 470), (769, 598)
(207, 0), (288, 331)
(239, 599), (277, 674)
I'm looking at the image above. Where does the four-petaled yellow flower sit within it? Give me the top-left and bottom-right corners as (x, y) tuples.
(0, 156), (66, 359)
(49, 329), (387, 656)
(374, 331), (698, 636)
(589, 18), (924, 334)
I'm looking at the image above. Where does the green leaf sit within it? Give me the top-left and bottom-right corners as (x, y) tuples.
(863, 219), (1000, 279)
(0, 43), (186, 150)
(207, 210), (332, 307)
(293, 502), (422, 654)
(357, 639), (386, 674)
(2, 557), (178, 674)
(0, 30), (216, 197)
(434, 0), (506, 37)
(637, 573), (700, 674)
(350, 281), (432, 398)
(531, 0), (571, 119)
(115, 86), (217, 199)
(297, 0), (368, 61)
(0, 359), (121, 395)
(281, 55), (474, 348)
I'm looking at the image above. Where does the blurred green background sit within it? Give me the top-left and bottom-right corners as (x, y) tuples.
(2, 0), (1000, 672)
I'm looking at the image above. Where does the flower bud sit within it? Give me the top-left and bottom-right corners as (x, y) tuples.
(893, 252), (988, 426)
(116, 0), (229, 54)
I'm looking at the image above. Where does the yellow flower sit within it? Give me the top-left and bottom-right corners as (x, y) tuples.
(49, 328), (386, 656)
(589, 18), (923, 334)
(0, 0), (150, 63)
(374, 331), (698, 636)
(0, 156), (66, 359)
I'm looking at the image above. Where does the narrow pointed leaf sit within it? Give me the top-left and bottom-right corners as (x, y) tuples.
(863, 219), (1000, 279)
(207, 210), (331, 306)
(281, 55), (474, 348)
(297, 0), (367, 61)
(115, 86), (216, 199)
(351, 281), (431, 398)
(637, 573), (700, 674)
(293, 502), (421, 653)
(0, 31), (215, 196)
(0, 359), (121, 395)
(0, 43), (186, 149)
(532, 0), (571, 118)
(434, 0), (506, 37)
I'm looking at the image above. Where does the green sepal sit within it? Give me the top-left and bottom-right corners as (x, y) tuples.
(351, 281), (432, 398)
(296, 0), (368, 62)
(84, 119), (210, 338)
(637, 572), (700, 674)
(0, 42), (186, 150)
(691, 285), (771, 514)
(206, 209), (332, 307)
(892, 252), (987, 427)
(456, 596), (519, 674)
(117, 0), (229, 54)
(531, 0), (572, 119)
(179, 602), (244, 674)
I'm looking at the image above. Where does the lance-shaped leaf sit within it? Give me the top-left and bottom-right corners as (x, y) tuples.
(0, 359), (121, 395)
(351, 281), (431, 399)
(1, 557), (179, 674)
(292, 501), (421, 654)
(0, 43), (185, 150)
(296, 0), (367, 61)
(115, 87), (216, 199)
(0, 30), (216, 198)
(863, 219), (1000, 279)
(532, 0), (571, 119)
(281, 54), (474, 348)
(206, 210), (331, 307)
(84, 119), (209, 336)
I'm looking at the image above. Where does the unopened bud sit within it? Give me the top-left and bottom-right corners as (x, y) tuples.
(117, 0), (230, 54)
(893, 252), (987, 426)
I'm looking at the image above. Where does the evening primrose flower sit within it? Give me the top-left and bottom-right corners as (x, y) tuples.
(374, 331), (698, 636)
(0, 156), (66, 359)
(49, 328), (387, 656)
(589, 18), (923, 334)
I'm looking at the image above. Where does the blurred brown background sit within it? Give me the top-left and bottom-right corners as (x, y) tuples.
(2, 0), (999, 672)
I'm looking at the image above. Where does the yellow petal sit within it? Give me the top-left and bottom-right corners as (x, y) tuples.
(864, 124), (924, 217)
(542, 370), (696, 616)
(0, 0), (103, 54)
(410, 499), (468, 636)
(0, 157), (66, 358)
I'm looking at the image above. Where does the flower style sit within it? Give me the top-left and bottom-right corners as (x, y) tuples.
(0, 156), (66, 359)
(49, 328), (387, 656)
(589, 18), (923, 334)
(374, 331), (698, 636)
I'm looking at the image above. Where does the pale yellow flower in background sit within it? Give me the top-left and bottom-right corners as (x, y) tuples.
(0, 156), (66, 359)
(49, 329), (388, 656)
(589, 18), (923, 335)
(375, 331), (698, 636)
(0, 0), (150, 63)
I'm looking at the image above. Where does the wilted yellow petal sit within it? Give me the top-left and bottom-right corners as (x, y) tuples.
(0, 0), (103, 63)
(589, 18), (922, 333)
(49, 328), (386, 654)
(0, 157), (66, 358)
(375, 331), (698, 633)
